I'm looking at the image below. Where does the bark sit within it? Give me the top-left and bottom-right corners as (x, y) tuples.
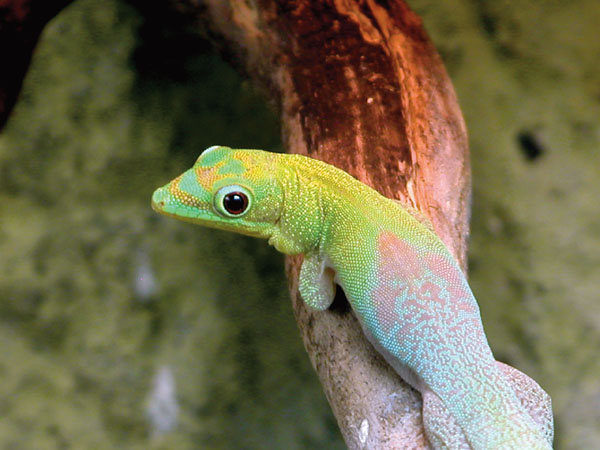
(196, 1), (470, 447)
(0, 0), (74, 129)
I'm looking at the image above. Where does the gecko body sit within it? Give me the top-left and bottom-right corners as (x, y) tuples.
(152, 146), (553, 449)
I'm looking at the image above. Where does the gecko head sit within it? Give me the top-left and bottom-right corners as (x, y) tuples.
(152, 146), (283, 239)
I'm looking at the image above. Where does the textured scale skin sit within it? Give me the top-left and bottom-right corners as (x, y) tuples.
(152, 146), (554, 449)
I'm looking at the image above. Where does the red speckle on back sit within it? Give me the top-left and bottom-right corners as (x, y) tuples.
(424, 252), (477, 316)
(371, 232), (424, 334)
(369, 231), (479, 340)
(377, 231), (424, 280)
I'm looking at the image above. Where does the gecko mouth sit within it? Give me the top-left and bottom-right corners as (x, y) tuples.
(151, 186), (211, 219)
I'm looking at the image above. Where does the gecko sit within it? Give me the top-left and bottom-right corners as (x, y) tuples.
(152, 146), (553, 449)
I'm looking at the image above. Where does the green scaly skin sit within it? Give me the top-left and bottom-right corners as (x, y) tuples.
(152, 146), (554, 449)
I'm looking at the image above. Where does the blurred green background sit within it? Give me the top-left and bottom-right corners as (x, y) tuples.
(0, 0), (598, 448)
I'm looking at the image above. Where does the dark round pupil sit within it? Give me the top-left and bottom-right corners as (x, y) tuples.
(223, 192), (248, 215)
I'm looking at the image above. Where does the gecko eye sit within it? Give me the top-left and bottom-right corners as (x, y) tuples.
(223, 192), (248, 214)
(214, 185), (252, 218)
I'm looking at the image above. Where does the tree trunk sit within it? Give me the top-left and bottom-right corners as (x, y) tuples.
(198, 1), (470, 448)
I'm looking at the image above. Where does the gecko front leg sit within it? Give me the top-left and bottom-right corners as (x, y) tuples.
(299, 253), (336, 311)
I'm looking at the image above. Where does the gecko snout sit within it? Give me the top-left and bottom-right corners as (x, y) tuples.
(151, 187), (169, 212)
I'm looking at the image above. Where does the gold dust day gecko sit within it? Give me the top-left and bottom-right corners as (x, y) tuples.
(152, 146), (553, 449)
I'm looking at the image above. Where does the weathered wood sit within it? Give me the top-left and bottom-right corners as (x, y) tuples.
(0, 0), (73, 129)
(198, 0), (470, 447)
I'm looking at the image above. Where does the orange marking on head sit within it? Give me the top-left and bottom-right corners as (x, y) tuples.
(170, 175), (206, 208)
(195, 165), (222, 192)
